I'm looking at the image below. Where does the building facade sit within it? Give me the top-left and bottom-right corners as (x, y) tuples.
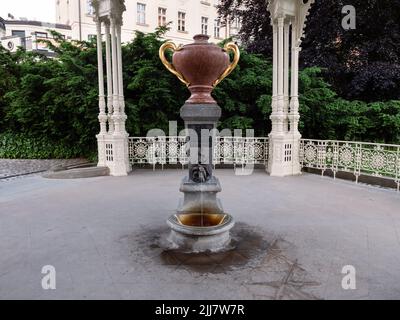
(56, 0), (239, 44)
(0, 17), (6, 38)
(0, 19), (71, 55)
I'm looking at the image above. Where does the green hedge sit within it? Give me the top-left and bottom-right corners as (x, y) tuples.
(0, 29), (399, 161)
(0, 132), (82, 159)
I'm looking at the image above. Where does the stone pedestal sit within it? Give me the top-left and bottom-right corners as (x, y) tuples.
(165, 101), (235, 253)
(178, 176), (224, 214)
(160, 35), (239, 252)
(167, 214), (234, 252)
(179, 103), (224, 214)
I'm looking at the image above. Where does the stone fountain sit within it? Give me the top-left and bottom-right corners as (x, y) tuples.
(159, 35), (240, 252)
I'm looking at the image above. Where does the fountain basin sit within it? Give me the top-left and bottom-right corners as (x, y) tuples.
(167, 213), (235, 252)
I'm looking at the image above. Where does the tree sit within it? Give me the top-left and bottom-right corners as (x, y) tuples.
(218, 0), (400, 102)
(1, 28), (399, 159)
(0, 46), (18, 129)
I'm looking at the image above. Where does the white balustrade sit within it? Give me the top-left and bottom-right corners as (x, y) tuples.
(127, 136), (400, 191)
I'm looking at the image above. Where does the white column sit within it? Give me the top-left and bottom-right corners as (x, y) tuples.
(277, 16), (284, 113)
(283, 20), (290, 133)
(96, 20), (107, 135)
(109, 16), (130, 176)
(272, 24), (278, 103)
(116, 21), (130, 171)
(267, 0), (314, 177)
(116, 23), (126, 122)
(270, 21), (278, 133)
(110, 17), (121, 135)
(105, 21), (114, 134)
(290, 21), (300, 135)
(271, 23), (278, 133)
(95, 19), (107, 167)
(289, 19), (302, 176)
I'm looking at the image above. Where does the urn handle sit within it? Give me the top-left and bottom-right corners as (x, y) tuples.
(159, 42), (190, 87)
(213, 42), (240, 87)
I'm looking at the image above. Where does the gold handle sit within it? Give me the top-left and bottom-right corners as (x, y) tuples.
(159, 42), (190, 87)
(213, 42), (240, 87)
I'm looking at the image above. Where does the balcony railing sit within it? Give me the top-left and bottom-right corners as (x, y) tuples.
(128, 136), (269, 169)
(127, 136), (400, 190)
(300, 139), (400, 189)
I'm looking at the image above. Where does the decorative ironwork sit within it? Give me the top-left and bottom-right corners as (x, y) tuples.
(300, 139), (400, 190)
(128, 136), (400, 190)
(128, 136), (269, 168)
(128, 136), (188, 169)
(214, 137), (269, 167)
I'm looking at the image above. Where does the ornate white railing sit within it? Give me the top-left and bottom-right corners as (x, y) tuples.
(300, 139), (400, 190)
(128, 136), (269, 169)
(128, 136), (400, 190)
(128, 136), (188, 168)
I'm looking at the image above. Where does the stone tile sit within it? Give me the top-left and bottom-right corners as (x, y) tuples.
(1, 169), (400, 299)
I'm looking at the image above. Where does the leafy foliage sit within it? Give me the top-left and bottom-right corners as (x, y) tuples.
(218, 0), (400, 102)
(0, 28), (399, 160)
(0, 132), (82, 159)
(1, 32), (99, 157)
(298, 67), (400, 143)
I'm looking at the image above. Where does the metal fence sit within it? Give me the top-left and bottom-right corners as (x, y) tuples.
(300, 139), (400, 190)
(128, 136), (269, 169)
(128, 136), (400, 190)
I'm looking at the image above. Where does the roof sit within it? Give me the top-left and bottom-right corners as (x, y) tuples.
(4, 19), (71, 30)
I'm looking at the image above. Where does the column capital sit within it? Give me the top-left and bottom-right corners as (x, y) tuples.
(277, 16), (285, 27)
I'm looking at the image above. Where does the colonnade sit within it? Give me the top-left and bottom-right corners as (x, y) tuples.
(94, 0), (130, 176)
(267, 0), (314, 176)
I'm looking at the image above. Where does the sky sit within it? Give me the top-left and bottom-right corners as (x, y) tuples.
(0, 0), (56, 23)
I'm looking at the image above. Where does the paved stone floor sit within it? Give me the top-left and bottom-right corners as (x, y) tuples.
(0, 159), (86, 180)
(1, 169), (400, 300)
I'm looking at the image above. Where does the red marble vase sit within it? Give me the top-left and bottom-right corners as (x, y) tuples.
(159, 34), (240, 104)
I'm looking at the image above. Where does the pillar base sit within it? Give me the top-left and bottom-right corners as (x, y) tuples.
(267, 132), (302, 177)
(100, 133), (131, 177)
(111, 134), (131, 176)
(96, 134), (107, 167)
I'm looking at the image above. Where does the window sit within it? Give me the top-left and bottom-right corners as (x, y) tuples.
(86, 0), (94, 15)
(11, 30), (26, 47)
(234, 17), (240, 29)
(201, 17), (208, 35)
(158, 7), (166, 27)
(231, 16), (240, 29)
(214, 19), (220, 38)
(35, 32), (48, 38)
(137, 3), (146, 25)
(229, 16), (241, 36)
(12, 30), (25, 37)
(178, 11), (186, 32)
(88, 34), (97, 41)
